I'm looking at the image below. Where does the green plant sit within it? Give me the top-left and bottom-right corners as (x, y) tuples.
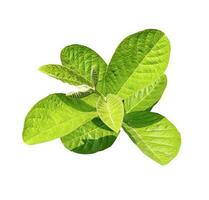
(22, 29), (181, 165)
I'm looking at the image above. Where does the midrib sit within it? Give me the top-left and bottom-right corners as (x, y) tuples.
(106, 103), (115, 129)
(117, 35), (165, 97)
(123, 122), (162, 163)
(126, 83), (154, 113)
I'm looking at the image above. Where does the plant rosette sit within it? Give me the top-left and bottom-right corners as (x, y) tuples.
(22, 29), (181, 165)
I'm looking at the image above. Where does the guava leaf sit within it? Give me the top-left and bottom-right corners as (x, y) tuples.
(103, 29), (170, 99)
(39, 64), (92, 86)
(23, 93), (97, 144)
(124, 75), (167, 113)
(80, 93), (98, 107)
(96, 94), (124, 132)
(123, 111), (181, 165)
(91, 68), (98, 88)
(60, 44), (107, 90)
(66, 89), (94, 98)
(61, 117), (119, 154)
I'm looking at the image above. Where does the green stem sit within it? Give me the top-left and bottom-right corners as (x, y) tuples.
(94, 89), (106, 101)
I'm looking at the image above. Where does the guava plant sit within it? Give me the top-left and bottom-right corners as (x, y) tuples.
(22, 29), (181, 165)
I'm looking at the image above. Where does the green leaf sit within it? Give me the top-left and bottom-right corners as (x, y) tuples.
(124, 75), (167, 113)
(23, 93), (97, 144)
(81, 93), (98, 107)
(103, 29), (170, 99)
(61, 117), (119, 154)
(91, 68), (98, 88)
(123, 111), (181, 165)
(66, 89), (94, 98)
(60, 44), (107, 90)
(39, 64), (92, 86)
(96, 94), (124, 132)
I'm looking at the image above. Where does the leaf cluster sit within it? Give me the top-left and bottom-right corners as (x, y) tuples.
(22, 29), (181, 165)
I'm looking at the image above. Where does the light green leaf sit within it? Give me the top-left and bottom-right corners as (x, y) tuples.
(123, 111), (181, 165)
(39, 64), (92, 86)
(124, 75), (167, 113)
(81, 93), (98, 107)
(96, 94), (124, 132)
(103, 29), (170, 99)
(60, 44), (107, 90)
(66, 89), (94, 98)
(23, 93), (97, 144)
(61, 117), (119, 154)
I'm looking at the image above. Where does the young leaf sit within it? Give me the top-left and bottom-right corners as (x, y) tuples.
(23, 93), (97, 144)
(124, 75), (167, 113)
(123, 111), (181, 165)
(96, 94), (124, 132)
(60, 44), (107, 91)
(102, 29), (170, 99)
(39, 64), (92, 86)
(61, 117), (119, 154)
(66, 89), (94, 98)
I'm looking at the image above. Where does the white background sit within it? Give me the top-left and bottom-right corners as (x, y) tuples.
(0, 0), (208, 199)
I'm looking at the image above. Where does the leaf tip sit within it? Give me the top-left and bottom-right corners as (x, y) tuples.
(38, 65), (48, 73)
(22, 134), (33, 145)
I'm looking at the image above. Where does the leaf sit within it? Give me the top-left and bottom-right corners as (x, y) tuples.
(81, 93), (98, 107)
(124, 75), (167, 113)
(66, 89), (94, 98)
(66, 85), (95, 98)
(96, 94), (124, 132)
(91, 68), (98, 88)
(123, 111), (181, 165)
(23, 93), (97, 144)
(103, 29), (170, 99)
(61, 118), (119, 154)
(39, 64), (92, 86)
(60, 44), (107, 90)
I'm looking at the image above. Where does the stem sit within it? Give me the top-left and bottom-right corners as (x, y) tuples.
(94, 89), (106, 101)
